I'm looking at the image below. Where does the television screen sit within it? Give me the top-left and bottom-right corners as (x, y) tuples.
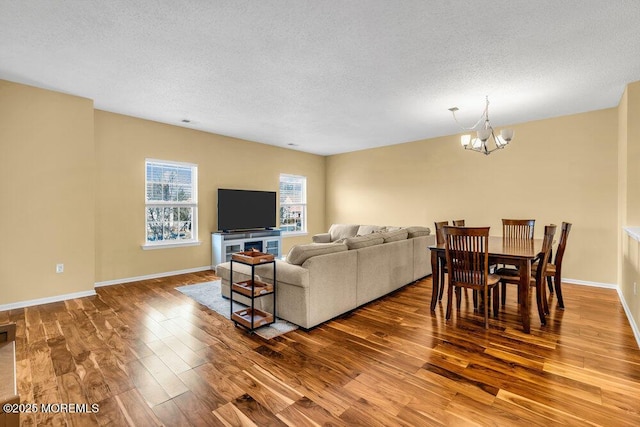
(217, 189), (277, 231)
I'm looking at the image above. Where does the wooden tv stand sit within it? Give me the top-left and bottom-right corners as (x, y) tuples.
(211, 229), (282, 267)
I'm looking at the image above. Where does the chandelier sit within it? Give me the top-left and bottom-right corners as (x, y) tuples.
(448, 96), (514, 155)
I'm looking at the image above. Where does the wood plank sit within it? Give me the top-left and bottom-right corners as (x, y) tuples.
(192, 362), (246, 401)
(172, 390), (226, 427)
(146, 339), (193, 374)
(125, 358), (171, 407)
(138, 353), (189, 398)
(115, 389), (163, 426)
(47, 336), (76, 376)
(213, 402), (259, 427)
(152, 399), (192, 427)
(277, 396), (346, 427)
(230, 393), (288, 426)
(57, 372), (100, 427)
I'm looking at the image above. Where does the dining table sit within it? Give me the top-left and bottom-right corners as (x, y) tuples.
(429, 236), (546, 333)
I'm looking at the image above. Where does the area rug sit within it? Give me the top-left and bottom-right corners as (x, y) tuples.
(175, 280), (298, 340)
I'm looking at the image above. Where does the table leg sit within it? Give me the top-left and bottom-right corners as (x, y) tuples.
(519, 258), (531, 333)
(430, 249), (439, 311)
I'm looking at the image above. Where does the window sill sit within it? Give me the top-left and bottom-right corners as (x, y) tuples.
(141, 240), (202, 250)
(282, 231), (308, 238)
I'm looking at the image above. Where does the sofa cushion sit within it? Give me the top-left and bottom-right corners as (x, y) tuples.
(286, 243), (348, 265)
(356, 225), (384, 235)
(312, 233), (331, 243)
(328, 224), (360, 241)
(345, 234), (384, 250)
(404, 226), (431, 238)
(379, 228), (409, 243)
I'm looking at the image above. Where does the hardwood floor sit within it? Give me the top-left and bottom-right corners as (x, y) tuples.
(2, 271), (640, 426)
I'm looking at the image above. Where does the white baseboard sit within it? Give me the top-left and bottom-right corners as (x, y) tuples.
(0, 289), (97, 312)
(94, 265), (213, 287)
(562, 278), (618, 289)
(617, 288), (640, 349)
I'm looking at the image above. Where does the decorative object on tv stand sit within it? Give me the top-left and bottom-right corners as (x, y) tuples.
(448, 96), (515, 155)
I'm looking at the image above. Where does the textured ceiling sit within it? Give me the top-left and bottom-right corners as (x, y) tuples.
(1, 1), (640, 155)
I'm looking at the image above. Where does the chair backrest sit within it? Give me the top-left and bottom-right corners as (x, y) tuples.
(535, 224), (557, 283)
(434, 221), (449, 245)
(554, 222), (572, 266)
(502, 219), (535, 239)
(452, 219), (465, 226)
(443, 226), (490, 288)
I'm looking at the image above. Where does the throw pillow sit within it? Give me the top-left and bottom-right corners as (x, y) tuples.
(328, 224), (360, 241)
(286, 243), (348, 265)
(379, 228), (409, 243)
(344, 234), (384, 250)
(404, 226), (431, 238)
(356, 225), (383, 235)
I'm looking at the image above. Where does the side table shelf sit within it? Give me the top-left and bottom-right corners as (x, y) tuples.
(229, 252), (276, 332)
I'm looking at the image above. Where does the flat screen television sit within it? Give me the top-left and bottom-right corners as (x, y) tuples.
(217, 188), (277, 232)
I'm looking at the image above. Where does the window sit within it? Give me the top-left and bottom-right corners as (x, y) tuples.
(279, 174), (307, 234)
(144, 159), (198, 248)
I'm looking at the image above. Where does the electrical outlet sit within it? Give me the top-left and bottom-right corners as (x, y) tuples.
(56, 264), (64, 273)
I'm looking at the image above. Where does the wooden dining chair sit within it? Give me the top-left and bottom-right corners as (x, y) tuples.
(545, 222), (572, 309)
(452, 219), (465, 226)
(444, 226), (500, 329)
(498, 224), (556, 326)
(434, 221), (449, 301)
(502, 219), (535, 239)
(497, 218), (536, 299)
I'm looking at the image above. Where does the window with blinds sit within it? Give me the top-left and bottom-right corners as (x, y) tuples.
(279, 174), (307, 234)
(145, 159), (198, 247)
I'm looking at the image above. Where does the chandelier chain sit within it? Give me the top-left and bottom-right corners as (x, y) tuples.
(450, 96), (490, 131)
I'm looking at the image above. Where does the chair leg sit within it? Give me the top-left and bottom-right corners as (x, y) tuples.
(445, 283), (453, 320)
(456, 287), (462, 310)
(473, 290), (478, 310)
(555, 269), (565, 309)
(483, 289), (489, 329)
(542, 282), (549, 315)
(535, 283), (546, 326)
(492, 288), (499, 318)
(438, 262), (446, 301)
(500, 282), (506, 306)
(547, 275), (554, 293)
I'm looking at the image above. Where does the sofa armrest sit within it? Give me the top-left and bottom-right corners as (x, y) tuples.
(255, 260), (309, 288)
(312, 233), (331, 243)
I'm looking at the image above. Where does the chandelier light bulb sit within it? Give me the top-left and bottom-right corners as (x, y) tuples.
(500, 128), (514, 142)
(477, 128), (491, 142)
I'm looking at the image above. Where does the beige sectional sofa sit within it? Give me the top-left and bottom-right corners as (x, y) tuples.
(215, 224), (434, 329)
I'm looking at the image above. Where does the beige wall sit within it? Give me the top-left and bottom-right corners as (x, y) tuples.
(619, 81), (640, 330)
(0, 80), (96, 304)
(95, 111), (325, 283)
(326, 108), (619, 284)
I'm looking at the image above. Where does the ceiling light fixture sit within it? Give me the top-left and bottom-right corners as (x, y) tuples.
(448, 96), (514, 155)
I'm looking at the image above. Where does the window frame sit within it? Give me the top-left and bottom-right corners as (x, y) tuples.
(279, 173), (307, 236)
(142, 159), (200, 250)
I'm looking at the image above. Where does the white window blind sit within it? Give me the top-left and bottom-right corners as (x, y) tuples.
(279, 174), (306, 234)
(145, 159), (198, 247)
